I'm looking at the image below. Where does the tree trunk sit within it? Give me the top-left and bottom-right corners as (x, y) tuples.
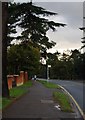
(2, 2), (9, 97)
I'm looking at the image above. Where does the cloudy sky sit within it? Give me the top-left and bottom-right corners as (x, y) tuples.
(14, 0), (83, 53)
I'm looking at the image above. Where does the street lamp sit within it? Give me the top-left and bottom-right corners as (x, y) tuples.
(40, 49), (51, 82)
(40, 57), (51, 81)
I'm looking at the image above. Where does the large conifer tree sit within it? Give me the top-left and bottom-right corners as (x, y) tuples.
(3, 1), (66, 97)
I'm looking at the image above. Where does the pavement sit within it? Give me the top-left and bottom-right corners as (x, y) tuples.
(0, 111), (2, 120)
(2, 81), (82, 119)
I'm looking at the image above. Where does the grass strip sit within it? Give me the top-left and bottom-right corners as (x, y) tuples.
(38, 80), (60, 89)
(10, 87), (27, 98)
(21, 81), (33, 87)
(53, 91), (73, 112)
(2, 81), (33, 109)
(2, 98), (11, 109)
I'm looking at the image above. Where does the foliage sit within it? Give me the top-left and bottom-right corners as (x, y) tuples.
(3, 1), (66, 97)
(38, 49), (85, 80)
(7, 44), (40, 77)
(8, 2), (66, 51)
(7, 1), (66, 78)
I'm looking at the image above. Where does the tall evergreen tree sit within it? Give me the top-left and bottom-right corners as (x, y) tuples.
(8, 2), (66, 50)
(3, 1), (66, 97)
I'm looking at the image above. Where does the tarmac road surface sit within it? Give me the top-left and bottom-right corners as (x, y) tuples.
(50, 80), (84, 113)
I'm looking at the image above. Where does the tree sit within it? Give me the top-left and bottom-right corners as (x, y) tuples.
(8, 2), (66, 49)
(2, 2), (9, 97)
(3, 1), (66, 97)
(7, 43), (40, 78)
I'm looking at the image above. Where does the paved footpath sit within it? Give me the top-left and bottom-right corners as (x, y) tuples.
(3, 81), (76, 119)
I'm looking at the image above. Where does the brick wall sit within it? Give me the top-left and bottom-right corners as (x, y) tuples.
(7, 71), (28, 89)
(7, 75), (14, 89)
(24, 71), (28, 83)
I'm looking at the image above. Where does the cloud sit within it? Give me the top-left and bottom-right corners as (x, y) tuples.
(13, 1), (83, 53)
(34, 2), (83, 52)
(35, 2), (83, 26)
(47, 26), (82, 51)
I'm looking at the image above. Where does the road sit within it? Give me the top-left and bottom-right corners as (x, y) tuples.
(49, 79), (85, 113)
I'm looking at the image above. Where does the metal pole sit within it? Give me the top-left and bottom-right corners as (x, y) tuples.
(47, 65), (51, 82)
(47, 65), (48, 82)
(46, 53), (48, 82)
(47, 65), (50, 82)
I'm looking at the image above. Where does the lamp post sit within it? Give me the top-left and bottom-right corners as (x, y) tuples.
(47, 65), (51, 82)
(40, 49), (51, 82)
(44, 50), (51, 82)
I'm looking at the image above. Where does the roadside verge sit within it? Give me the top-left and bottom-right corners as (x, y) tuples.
(58, 84), (85, 120)
(2, 81), (33, 111)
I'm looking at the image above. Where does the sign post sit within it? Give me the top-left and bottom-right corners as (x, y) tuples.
(47, 65), (51, 82)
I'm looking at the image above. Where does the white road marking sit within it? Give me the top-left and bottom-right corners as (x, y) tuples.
(55, 105), (61, 110)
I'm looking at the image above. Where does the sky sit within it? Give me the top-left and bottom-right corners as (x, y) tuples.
(14, 0), (84, 2)
(14, 0), (84, 53)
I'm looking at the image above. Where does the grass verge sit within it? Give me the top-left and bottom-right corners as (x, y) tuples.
(38, 80), (72, 112)
(53, 91), (73, 112)
(2, 98), (11, 110)
(20, 81), (33, 87)
(38, 80), (60, 89)
(2, 81), (33, 110)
